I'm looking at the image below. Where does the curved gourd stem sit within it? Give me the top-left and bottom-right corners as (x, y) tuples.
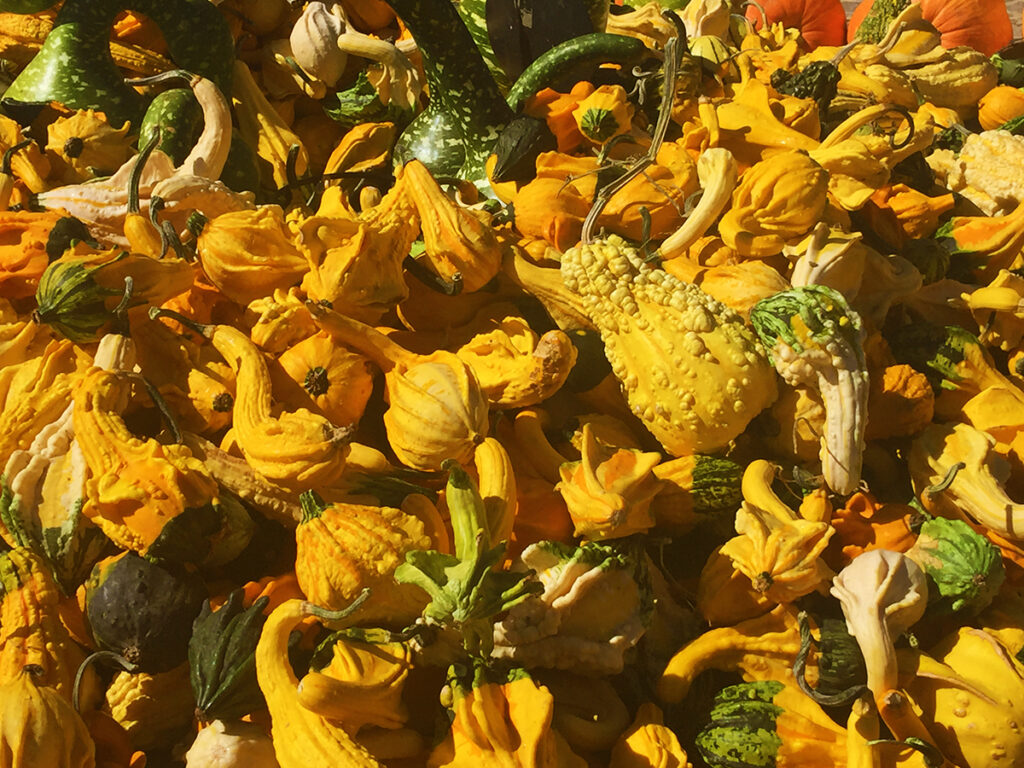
(73, 650), (137, 713)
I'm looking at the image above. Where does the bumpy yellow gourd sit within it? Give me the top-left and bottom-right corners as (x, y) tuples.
(561, 235), (777, 455)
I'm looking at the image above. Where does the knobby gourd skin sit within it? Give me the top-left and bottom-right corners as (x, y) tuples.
(561, 235), (777, 456)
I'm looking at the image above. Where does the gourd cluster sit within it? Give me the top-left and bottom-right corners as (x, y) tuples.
(2, 0), (1024, 766)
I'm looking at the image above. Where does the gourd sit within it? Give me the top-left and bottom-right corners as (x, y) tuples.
(190, 590), (270, 724)
(386, 0), (513, 184)
(154, 310), (351, 490)
(185, 720), (278, 768)
(649, 454), (744, 533)
(694, 680), (847, 767)
(658, 606), (803, 703)
(295, 490), (431, 625)
(73, 366), (222, 561)
(427, 663), (587, 767)
(196, 206), (310, 307)
(0, 0), (233, 127)
(307, 302), (489, 470)
(275, 331), (374, 429)
(979, 85), (1024, 131)
(255, 598), (381, 768)
(0, 547), (88, 701)
(907, 516), (1005, 616)
(555, 423), (661, 541)
(609, 702), (690, 768)
(105, 662), (195, 751)
(561, 235), (777, 456)
(403, 159), (502, 293)
(45, 109), (133, 183)
(0, 664), (96, 768)
(297, 180), (419, 325)
(85, 551), (206, 673)
(848, 0), (1012, 56)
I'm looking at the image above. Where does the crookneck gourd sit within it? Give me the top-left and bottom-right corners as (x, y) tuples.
(153, 310), (352, 489)
(256, 598), (381, 768)
(0, 0), (233, 129)
(561, 235), (777, 456)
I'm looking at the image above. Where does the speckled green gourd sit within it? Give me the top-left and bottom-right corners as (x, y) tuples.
(0, 0), (233, 128)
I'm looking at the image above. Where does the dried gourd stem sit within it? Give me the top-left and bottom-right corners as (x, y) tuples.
(137, 373), (183, 444)
(74, 651), (137, 713)
(581, 30), (681, 244)
(127, 129), (162, 216)
(793, 611), (867, 707)
(1, 138), (32, 175)
(149, 305), (214, 340)
(125, 69), (196, 88)
(924, 461), (965, 496)
(403, 255), (464, 295)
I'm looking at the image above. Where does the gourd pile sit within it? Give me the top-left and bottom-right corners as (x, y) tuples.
(6, 0), (1024, 765)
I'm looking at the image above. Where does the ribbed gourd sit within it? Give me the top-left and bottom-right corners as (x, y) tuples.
(561, 235), (777, 456)
(0, 547), (88, 701)
(0, 665), (96, 768)
(295, 490), (432, 625)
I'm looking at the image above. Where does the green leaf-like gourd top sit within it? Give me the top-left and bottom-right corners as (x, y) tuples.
(190, 589), (271, 723)
(394, 461), (541, 658)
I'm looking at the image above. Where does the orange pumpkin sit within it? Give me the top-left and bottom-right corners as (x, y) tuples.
(848, 0), (1012, 56)
(745, 0), (847, 49)
(979, 85), (1024, 131)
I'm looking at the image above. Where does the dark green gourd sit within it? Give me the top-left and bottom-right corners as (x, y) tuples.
(1, 0), (234, 127)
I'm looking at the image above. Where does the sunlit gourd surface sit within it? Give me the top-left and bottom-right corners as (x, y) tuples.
(4, 0), (1024, 766)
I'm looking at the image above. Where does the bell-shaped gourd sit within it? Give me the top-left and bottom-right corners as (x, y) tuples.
(295, 490), (431, 624)
(298, 180), (419, 324)
(307, 302), (489, 469)
(403, 159), (503, 293)
(718, 150), (829, 259)
(0, 665), (95, 768)
(197, 205), (309, 306)
(555, 423), (662, 541)
(561, 235), (777, 455)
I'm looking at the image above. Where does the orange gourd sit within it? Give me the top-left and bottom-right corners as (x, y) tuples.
(979, 85), (1024, 131)
(848, 0), (1012, 56)
(745, 0), (847, 49)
